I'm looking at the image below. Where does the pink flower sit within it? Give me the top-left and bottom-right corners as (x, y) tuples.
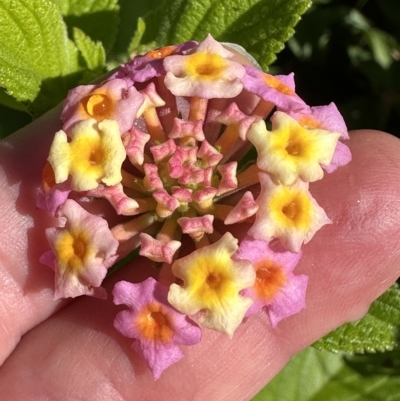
(40, 199), (118, 299)
(36, 162), (71, 215)
(288, 102), (349, 140)
(113, 277), (201, 379)
(322, 141), (352, 173)
(109, 41), (198, 84)
(61, 79), (144, 134)
(242, 65), (307, 112)
(234, 237), (308, 327)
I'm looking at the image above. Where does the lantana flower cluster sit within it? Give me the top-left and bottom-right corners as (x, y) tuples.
(38, 35), (351, 379)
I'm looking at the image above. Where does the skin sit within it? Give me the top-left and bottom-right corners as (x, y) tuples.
(0, 105), (400, 400)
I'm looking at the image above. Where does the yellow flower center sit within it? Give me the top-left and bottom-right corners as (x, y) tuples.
(185, 53), (226, 80)
(264, 74), (294, 95)
(274, 125), (316, 160)
(188, 255), (236, 308)
(270, 188), (312, 229)
(136, 304), (174, 342)
(254, 260), (286, 301)
(70, 135), (105, 177)
(84, 94), (113, 119)
(55, 230), (90, 273)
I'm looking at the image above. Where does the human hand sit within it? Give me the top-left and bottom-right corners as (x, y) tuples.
(0, 105), (399, 400)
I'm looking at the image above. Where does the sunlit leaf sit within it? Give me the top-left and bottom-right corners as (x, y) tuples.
(73, 28), (106, 71)
(314, 284), (400, 353)
(142, 0), (312, 69)
(252, 347), (400, 401)
(0, 0), (79, 104)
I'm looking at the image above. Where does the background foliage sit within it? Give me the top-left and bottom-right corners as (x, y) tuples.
(0, 0), (399, 399)
(272, 0), (400, 139)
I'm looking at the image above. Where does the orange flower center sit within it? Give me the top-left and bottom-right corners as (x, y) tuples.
(84, 94), (113, 119)
(136, 304), (174, 342)
(72, 237), (86, 259)
(42, 161), (56, 191)
(285, 140), (302, 156)
(282, 202), (298, 220)
(254, 261), (286, 300)
(264, 74), (294, 95)
(54, 230), (90, 273)
(146, 45), (177, 59)
(206, 272), (222, 289)
(298, 115), (321, 129)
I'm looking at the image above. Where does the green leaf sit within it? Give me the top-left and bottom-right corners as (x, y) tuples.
(49, 0), (119, 52)
(252, 347), (343, 401)
(365, 28), (395, 69)
(344, 8), (371, 31)
(128, 18), (146, 56)
(345, 349), (400, 377)
(314, 284), (400, 354)
(0, 0), (79, 104)
(73, 28), (106, 71)
(142, 0), (312, 69)
(0, 88), (27, 112)
(252, 347), (400, 401)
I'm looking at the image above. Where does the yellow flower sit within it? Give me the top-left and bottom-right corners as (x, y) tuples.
(168, 232), (255, 337)
(248, 112), (341, 185)
(163, 34), (245, 99)
(248, 173), (331, 253)
(48, 119), (126, 191)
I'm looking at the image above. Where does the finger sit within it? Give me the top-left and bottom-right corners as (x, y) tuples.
(0, 130), (399, 400)
(0, 106), (69, 365)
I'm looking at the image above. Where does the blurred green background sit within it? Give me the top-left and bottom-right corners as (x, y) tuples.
(270, 0), (400, 138)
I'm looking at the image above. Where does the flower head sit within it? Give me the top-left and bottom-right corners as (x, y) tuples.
(38, 34), (351, 379)
(113, 277), (201, 379)
(40, 199), (118, 299)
